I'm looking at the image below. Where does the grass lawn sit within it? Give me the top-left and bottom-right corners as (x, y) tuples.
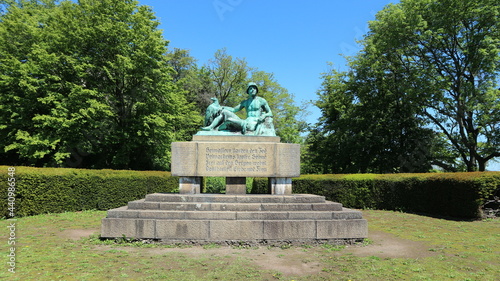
(1, 209), (498, 280)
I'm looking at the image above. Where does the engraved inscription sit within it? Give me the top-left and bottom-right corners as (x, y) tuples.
(205, 146), (268, 173)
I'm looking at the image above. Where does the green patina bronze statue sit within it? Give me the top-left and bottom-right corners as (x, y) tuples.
(199, 82), (276, 136)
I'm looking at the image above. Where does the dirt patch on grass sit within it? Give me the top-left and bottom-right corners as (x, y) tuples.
(60, 229), (99, 240)
(245, 248), (324, 276)
(62, 228), (437, 276)
(346, 230), (438, 259)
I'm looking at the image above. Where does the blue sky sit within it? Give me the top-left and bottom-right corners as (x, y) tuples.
(136, 0), (499, 171)
(136, 0), (395, 123)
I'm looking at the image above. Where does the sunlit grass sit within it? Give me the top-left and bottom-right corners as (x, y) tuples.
(0, 210), (498, 280)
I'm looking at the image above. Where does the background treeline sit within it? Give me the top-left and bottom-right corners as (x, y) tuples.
(2, 166), (498, 219)
(304, 0), (500, 173)
(0, 0), (306, 171)
(1, 0), (499, 173)
(254, 173), (500, 219)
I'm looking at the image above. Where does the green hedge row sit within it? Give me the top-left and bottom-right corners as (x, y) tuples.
(252, 172), (500, 219)
(0, 166), (178, 217)
(2, 166), (498, 219)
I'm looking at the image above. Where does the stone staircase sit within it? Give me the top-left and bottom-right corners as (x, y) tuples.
(101, 193), (368, 243)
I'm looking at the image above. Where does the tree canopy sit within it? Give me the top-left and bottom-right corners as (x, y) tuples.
(0, 0), (201, 170)
(306, 0), (499, 172)
(0, 1), (305, 170)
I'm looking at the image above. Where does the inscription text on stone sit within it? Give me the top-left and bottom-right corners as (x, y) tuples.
(205, 146), (268, 173)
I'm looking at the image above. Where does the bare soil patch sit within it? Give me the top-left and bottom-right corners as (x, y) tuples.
(60, 229), (98, 240)
(61, 228), (437, 276)
(346, 230), (437, 259)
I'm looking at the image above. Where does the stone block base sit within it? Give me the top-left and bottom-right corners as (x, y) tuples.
(101, 193), (368, 242)
(179, 177), (201, 194)
(226, 177), (246, 194)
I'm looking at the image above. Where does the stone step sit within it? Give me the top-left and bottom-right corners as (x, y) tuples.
(144, 193), (327, 204)
(101, 217), (368, 240)
(127, 199), (343, 212)
(106, 206), (363, 220)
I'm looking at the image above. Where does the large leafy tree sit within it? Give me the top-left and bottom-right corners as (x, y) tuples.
(308, 0), (499, 172)
(0, 0), (201, 170)
(305, 65), (441, 174)
(166, 48), (215, 113)
(366, 0), (500, 171)
(207, 48), (249, 106)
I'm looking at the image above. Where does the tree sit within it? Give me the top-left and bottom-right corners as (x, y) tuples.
(248, 71), (307, 143)
(307, 0), (500, 172)
(207, 48), (249, 106)
(0, 0), (201, 170)
(366, 0), (500, 171)
(166, 48), (214, 112)
(306, 64), (439, 174)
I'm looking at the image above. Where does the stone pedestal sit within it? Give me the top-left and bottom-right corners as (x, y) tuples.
(101, 193), (368, 243)
(226, 177), (246, 194)
(171, 135), (300, 193)
(101, 135), (369, 243)
(269, 178), (292, 195)
(179, 177), (201, 194)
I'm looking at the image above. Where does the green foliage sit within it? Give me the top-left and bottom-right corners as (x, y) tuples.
(0, 0), (201, 170)
(306, 65), (440, 174)
(203, 177), (226, 193)
(203, 177), (254, 193)
(0, 165), (178, 217)
(0, 1), (305, 171)
(249, 71), (308, 144)
(308, 0), (500, 172)
(252, 172), (500, 218)
(207, 48), (249, 106)
(172, 48), (307, 144)
(370, 0), (500, 171)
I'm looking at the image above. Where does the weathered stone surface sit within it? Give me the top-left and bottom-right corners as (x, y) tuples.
(312, 202), (343, 211)
(101, 194), (368, 241)
(184, 211), (237, 220)
(283, 194), (326, 203)
(269, 177), (292, 195)
(210, 203), (262, 211)
(171, 137), (300, 178)
(316, 219), (368, 239)
(171, 142), (197, 176)
(143, 193), (328, 204)
(260, 203), (312, 211)
(198, 142), (276, 177)
(209, 220), (264, 240)
(101, 218), (155, 238)
(179, 177), (201, 194)
(288, 211), (333, 220)
(128, 199), (159, 210)
(156, 220), (209, 240)
(264, 220), (316, 239)
(275, 144), (301, 177)
(236, 212), (290, 220)
(226, 177), (246, 194)
(106, 206), (138, 218)
(331, 209), (365, 220)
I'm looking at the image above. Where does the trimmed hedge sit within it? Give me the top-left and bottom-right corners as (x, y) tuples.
(0, 166), (178, 217)
(252, 172), (500, 219)
(3, 165), (498, 219)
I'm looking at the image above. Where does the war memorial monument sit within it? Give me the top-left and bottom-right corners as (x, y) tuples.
(101, 83), (368, 243)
